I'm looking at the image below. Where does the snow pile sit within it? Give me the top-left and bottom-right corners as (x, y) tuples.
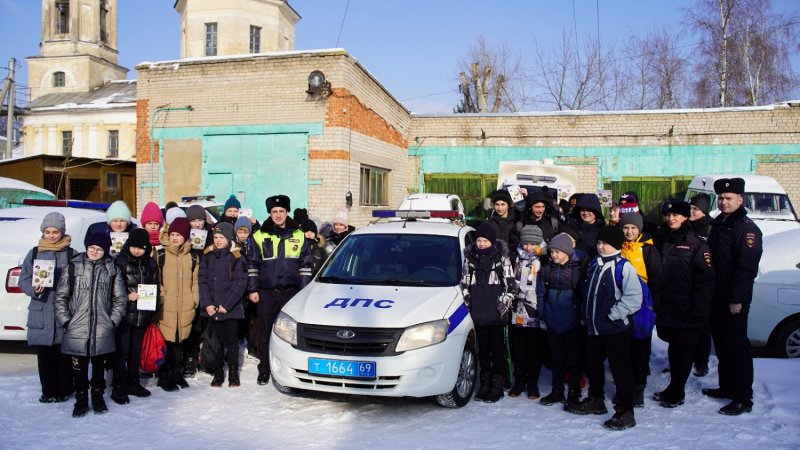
(1, 338), (798, 449)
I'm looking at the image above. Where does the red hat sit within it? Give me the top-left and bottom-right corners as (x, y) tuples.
(140, 202), (164, 226)
(168, 217), (190, 241)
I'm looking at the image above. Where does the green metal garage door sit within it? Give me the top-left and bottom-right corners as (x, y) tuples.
(603, 176), (693, 223)
(203, 133), (308, 221)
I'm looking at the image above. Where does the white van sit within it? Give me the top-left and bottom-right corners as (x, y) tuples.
(269, 210), (478, 407)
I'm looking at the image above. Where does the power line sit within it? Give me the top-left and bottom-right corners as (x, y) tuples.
(335, 0), (351, 48)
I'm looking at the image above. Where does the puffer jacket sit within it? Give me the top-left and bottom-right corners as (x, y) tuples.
(537, 253), (584, 334)
(486, 209), (521, 262)
(461, 243), (516, 327)
(582, 252), (642, 336)
(20, 243), (75, 346)
(54, 253), (126, 357)
(156, 231), (199, 343)
(655, 224), (715, 328)
(199, 246), (247, 321)
(235, 235), (261, 294)
(114, 251), (159, 327)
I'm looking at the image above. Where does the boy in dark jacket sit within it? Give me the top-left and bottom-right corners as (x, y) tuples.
(460, 223), (516, 403)
(566, 226), (642, 430)
(54, 233), (127, 417)
(199, 222), (248, 387)
(537, 233), (585, 407)
(111, 229), (159, 404)
(301, 219), (327, 277)
(233, 216), (260, 357)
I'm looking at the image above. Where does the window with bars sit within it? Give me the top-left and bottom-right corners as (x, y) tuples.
(360, 165), (389, 206)
(250, 26), (261, 53)
(53, 71), (65, 87)
(61, 130), (73, 156)
(107, 130), (119, 157)
(205, 23), (218, 56)
(56, 0), (69, 34)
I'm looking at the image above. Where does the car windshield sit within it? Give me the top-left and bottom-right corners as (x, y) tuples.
(318, 233), (462, 287)
(743, 193), (797, 219)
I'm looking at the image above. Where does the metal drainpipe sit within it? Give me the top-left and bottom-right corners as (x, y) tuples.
(148, 106), (192, 205)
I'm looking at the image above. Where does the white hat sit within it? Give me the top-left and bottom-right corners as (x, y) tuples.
(333, 208), (349, 227)
(165, 207), (186, 225)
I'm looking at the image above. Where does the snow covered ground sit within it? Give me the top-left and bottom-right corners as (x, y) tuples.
(2, 338), (798, 449)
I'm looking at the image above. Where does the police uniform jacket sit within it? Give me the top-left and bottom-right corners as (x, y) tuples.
(708, 207), (762, 306)
(251, 217), (313, 290)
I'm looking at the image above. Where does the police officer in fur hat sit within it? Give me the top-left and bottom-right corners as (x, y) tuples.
(702, 178), (762, 416)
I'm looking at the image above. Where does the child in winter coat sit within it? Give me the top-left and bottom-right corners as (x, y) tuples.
(537, 233), (586, 407)
(139, 201), (164, 254)
(54, 233), (127, 417)
(199, 223), (248, 387)
(566, 226), (642, 431)
(111, 228), (159, 405)
(84, 200), (136, 255)
(233, 215), (260, 357)
(155, 217), (199, 392)
(508, 225), (548, 400)
(300, 218), (327, 277)
(461, 223), (515, 403)
(20, 212), (75, 403)
(183, 204), (211, 378)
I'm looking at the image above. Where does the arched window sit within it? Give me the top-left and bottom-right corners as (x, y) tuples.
(53, 71), (65, 87)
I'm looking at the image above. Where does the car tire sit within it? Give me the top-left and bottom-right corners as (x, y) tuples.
(772, 317), (800, 358)
(434, 340), (477, 408)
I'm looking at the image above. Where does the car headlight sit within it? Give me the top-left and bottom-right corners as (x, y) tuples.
(396, 319), (449, 352)
(273, 311), (298, 346)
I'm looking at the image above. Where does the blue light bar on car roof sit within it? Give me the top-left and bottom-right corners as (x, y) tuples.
(181, 195), (216, 202)
(22, 199), (110, 210)
(372, 210), (459, 219)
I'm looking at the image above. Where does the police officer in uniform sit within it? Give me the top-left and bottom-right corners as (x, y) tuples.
(702, 178), (762, 415)
(249, 195), (313, 385)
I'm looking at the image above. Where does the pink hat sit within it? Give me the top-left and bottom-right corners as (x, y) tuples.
(333, 208), (349, 226)
(140, 202), (164, 226)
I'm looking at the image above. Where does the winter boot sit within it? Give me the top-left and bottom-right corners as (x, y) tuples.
(566, 388), (582, 407)
(158, 371), (178, 392)
(565, 396), (608, 415)
(183, 356), (197, 378)
(603, 406), (636, 430)
(91, 388), (108, 414)
(526, 380), (540, 400)
(110, 386), (130, 405)
(174, 369), (190, 389)
(539, 388), (565, 406)
(211, 368), (225, 387)
(228, 365), (240, 387)
(474, 372), (491, 401)
(484, 374), (505, 403)
(257, 372), (270, 386)
(508, 383), (525, 398)
(127, 381), (151, 398)
(72, 390), (89, 418)
(633, 385), (645, 408)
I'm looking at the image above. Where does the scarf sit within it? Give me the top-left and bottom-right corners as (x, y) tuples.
(148, 229), (160, 246)
(37, 235), (72, 252)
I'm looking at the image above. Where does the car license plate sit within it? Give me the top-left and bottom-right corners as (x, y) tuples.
(308, 358), (376, 379)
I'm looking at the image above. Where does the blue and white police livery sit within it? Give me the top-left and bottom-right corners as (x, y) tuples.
(269, 210), (478, 407)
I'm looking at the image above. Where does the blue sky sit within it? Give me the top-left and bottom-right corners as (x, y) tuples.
(1, 0), (798, 113)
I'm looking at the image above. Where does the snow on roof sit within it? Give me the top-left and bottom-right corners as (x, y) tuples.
(0, 176), (54, 196)
(27, 80), (136, 111)
(137, 48), (348, 68)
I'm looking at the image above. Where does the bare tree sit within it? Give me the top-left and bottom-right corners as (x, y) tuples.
(623, 29), (688, 109)
(684, 0), (738, 107)
(532, 31), (619, 111)
(456, 36), (525, 113)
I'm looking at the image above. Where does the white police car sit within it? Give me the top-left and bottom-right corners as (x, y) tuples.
(0, 200), (108, 340)
(269, 210), (478, 407)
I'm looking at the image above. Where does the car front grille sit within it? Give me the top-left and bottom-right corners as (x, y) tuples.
(297, 324), (404, 356)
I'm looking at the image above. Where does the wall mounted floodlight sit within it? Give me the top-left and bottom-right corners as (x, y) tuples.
(307, 70), (332, 97)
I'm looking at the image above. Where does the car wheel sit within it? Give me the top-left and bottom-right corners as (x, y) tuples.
(434, 340), (477, 408)
(772, 317), (800, 358)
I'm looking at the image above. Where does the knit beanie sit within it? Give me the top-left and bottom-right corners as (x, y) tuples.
(106, 200), (132, 225)
(165, 207), (186, 225)
(596, 226), (625, 250)
(186, 204), (206, 222)
(294, 208), (309, 224)
(301, 219), (318, 235)
(491, 189), (514, 206)
(140, 202), (164, 227)
(690, 193), (711, 216)
(212, 222), (234, 244)
(619, 192), (640, 215)
(86, 232), (112, 255)
(476, 222), (497, 244)
(223, 195), (241, 212)
(126, 228), (152, 255)
(234, 215), (252, 235)
(169, 217), (190, 241)
(333, 208), (349, 226)
(520, 225), (544, 245)
(549, 233), (574, 257)
(620, 211), (644, 231)
(40, 212), (66, 234)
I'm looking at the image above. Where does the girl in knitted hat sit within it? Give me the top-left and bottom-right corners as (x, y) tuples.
(139, 201), (164, 252)
(84, 200), (136, 256)
(461, 222), (515, 403)
(324, 208), (355, 255)
(19, 212), (76, 404)
(508, 225), (548, 400)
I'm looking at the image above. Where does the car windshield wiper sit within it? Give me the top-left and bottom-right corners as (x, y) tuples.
(359, 278), (439, 287)
(317, 275), (352, 284)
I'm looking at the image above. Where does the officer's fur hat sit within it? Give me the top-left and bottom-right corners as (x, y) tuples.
(714, 178), (745, 196)
(266, 195), (291, 212)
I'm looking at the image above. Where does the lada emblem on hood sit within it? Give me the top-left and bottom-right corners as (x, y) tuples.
(336, 330), (356, 339)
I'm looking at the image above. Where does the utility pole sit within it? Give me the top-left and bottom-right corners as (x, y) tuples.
(2, 58), (16, 160)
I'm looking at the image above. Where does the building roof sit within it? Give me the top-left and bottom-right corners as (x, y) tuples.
(26, 80), (136, 112)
